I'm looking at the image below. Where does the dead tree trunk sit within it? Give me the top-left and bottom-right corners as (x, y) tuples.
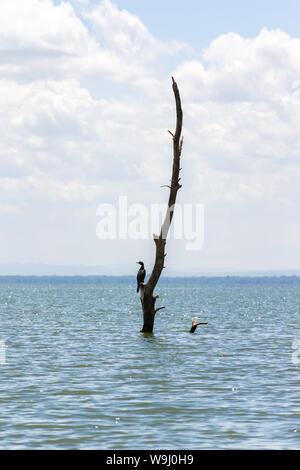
(139, 77), (183, 333)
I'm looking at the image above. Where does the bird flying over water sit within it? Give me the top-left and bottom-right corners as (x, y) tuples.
(136, 261), (146, 293)
(190, 317), (208, 333)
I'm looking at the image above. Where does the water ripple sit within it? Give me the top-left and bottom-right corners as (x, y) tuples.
(0, 282), (299, 449)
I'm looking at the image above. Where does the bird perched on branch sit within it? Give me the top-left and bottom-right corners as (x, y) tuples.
(136, 261), (146, 293)
(190, 317), (208, 333)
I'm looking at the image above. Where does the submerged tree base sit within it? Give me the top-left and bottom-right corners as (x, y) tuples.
(139, 285), (165, 333)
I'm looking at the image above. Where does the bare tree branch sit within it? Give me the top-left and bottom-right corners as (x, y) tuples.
(139, 77), (183, 333)
(190, 317), (208, 333)
(146, 77), (183, 293)
(154, 306), (166, 313)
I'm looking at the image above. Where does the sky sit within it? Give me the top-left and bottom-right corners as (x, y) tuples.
(0, 0), (300, 275)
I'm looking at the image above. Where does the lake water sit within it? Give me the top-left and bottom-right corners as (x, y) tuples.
(0, 277), (299, 449)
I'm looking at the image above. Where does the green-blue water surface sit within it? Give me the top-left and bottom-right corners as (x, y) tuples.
(0, 278), (299, 449)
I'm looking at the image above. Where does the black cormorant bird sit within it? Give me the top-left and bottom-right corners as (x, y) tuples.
(136, 261), (146, 293)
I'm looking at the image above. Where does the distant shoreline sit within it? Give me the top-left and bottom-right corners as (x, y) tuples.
(0, 275), (299, 284)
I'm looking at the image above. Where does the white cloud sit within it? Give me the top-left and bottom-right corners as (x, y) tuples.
(174, 29), (300, 206)
(176, 28), (300, 104)
(0, 0), (93, 57)
(0, 0), (192, 83)
(0, 203), (20, 214)
(0, 1), (299, 268)
(0, 76), (173, 210)
(0, 0), (137, 81)
(86, 0), (191, 63)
